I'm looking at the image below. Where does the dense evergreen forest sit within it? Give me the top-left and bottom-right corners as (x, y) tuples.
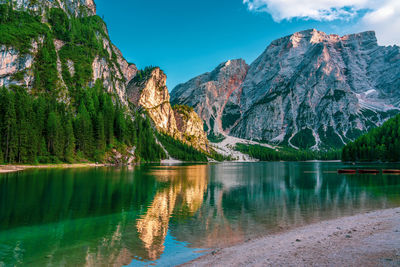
(157, 133), (227, 162)
(235, 144), (341, 161)
(0, 4), (216, 164)
(157, 134), (208, 162)
(342, 114), (400, 162)
(0, 84), (167, 164)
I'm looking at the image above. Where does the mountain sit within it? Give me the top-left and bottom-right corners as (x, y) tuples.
(127, 67), (209, 152)
(171, 59), (249, 137)
(171, 29), (400, 149)
(1, 0), (97, 17)
(0, 0), (209, 164)
(0, 0), (137, 105)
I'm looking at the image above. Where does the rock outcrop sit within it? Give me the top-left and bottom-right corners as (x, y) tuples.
(127, 67), (179, 137)
(0, 0), (97, 17)
(174, 105), (209, 152)
(171, 29), (400, 149)
(127, 67), (209, 152)
(1, 0), (210, 159)
(171, 59), (248, 136)
(0, 44), (35, 88)
(0, 0), (136, 105)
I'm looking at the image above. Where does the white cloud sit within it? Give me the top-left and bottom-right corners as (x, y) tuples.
(243, 0), (400, 45)
(360, 0), (400, 45)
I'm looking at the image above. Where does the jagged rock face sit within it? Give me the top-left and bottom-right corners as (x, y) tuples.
(112, 45), (137, 83)
(0, 38), (43, 88)
(127, 68), (179, 137)
(0, 0), (136, 105)
(171, 59), (248, 135)
(172, 29), (400, 149)
(232, 29), (400, 149)
(127, 68), (210, 152)
(174, 106), (209, 152)
(0, 0), (97, 17)
(89, 38), (137, 105)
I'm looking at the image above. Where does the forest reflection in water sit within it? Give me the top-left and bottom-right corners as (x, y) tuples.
(0, 162), (399, 266)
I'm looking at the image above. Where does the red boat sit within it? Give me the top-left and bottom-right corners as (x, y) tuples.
(358, 169), (380, 174)
(382, 169), (400, 174)
(338, 169), (357, 174)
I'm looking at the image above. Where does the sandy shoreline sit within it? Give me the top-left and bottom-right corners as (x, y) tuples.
(184, 208), (400, 266)
(0, 163), (104, 174)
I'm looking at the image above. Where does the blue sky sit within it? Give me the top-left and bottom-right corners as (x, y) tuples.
(95, 0), (399, 89)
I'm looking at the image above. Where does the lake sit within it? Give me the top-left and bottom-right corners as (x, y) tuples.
(1, 162), (400, 266)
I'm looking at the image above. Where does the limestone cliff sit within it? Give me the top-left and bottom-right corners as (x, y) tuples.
(172, 29), (400, 149)
(0, 0), (210, 161)
(0, 39), (42, 88)
(171, 59), (248, 136)
(0, 0), (136, 104)
(173, 105), (209, 152)
(0, 0), (97, 17)
(127, 67), (179, 137)
(127, 67), (209, 152)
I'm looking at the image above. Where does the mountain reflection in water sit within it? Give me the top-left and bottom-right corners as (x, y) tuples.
(136, 165), (208, 261)
(0, 162), (399, 266)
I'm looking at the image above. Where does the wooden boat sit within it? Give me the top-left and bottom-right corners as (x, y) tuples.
(358, 169), (380, 174)
(337, 169), (357, 174)
(382, 169), (400, 174)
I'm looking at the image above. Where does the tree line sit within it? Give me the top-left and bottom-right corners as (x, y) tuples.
(235, 143), (341, 161)
(342, 113), (400, 162)
(0, 84), (165, 164)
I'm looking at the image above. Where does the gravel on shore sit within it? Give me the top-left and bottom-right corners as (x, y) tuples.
(184, 208), (400, 267)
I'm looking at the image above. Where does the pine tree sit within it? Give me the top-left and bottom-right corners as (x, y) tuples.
(0, 145), (3, 164)
(75, 102), (94, 158)
(34, 96), (47, 157)
(46, 111), (64, 159)
(64, 118), (75, 163)
(1, 88), (17, 163)
(114, 106), (126, 143)
(14, 87), (33, 163)
(95, 112), (105, 151)
(102, 94), (114, 145)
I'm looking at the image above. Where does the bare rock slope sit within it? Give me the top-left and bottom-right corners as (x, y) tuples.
(171, 29), (400, 149)
(127, 68), (209, 152)
(171, 59), (249, 136)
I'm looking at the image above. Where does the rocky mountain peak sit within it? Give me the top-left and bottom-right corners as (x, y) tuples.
(172, 29), (400, 150)
(84, 0), (96, 14)
(127, 67), (169, 109)
(0, 0), (137, 106)
(1, 0), (97, 17)
(342, 31), (377, 43)
(127, 67), (210, 152)
(171, 59), (249, 136)
(273, 29), (378, 50)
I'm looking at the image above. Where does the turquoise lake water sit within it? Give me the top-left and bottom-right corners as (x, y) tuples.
(1, 162), (400, 266)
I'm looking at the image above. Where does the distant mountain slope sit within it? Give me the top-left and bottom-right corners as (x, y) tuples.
(171, 59), (249, 136)
(171, 29), (400, 149)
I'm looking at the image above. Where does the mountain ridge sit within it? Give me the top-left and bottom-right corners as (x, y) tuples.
(0, 0), (211, 164)
(171, 29), (400, 150)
